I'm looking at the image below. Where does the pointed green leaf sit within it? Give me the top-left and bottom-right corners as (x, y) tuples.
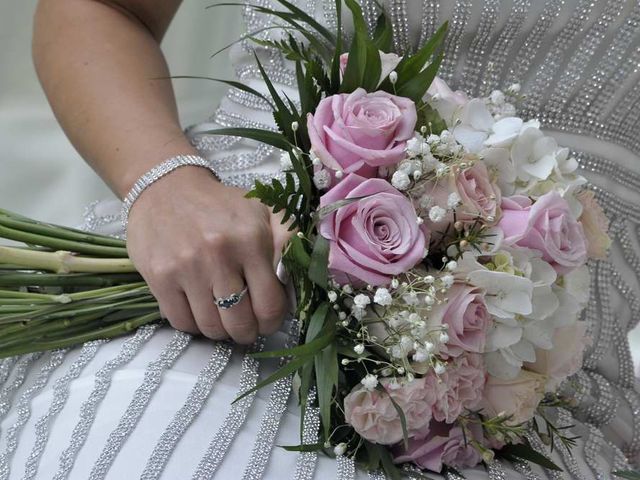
(200, 127), (292, 151)
(279, 443), (324, 452)
(396, 50), (444, 103)
(171, 75), (274, 110)
(372, 13), (393, 53)
(309, 235), (330, 288)
(272, 0), (336, 44)
(315, 341), (338, 439)
(250, 331), (333, 359)
(233, 354), (309, 403)
(396, 21), (448, 79)
(330, 0), (343, 91)
(306, 302), (329, 343)
(500, 443), (563, 471)
(613, 471), (640, 480)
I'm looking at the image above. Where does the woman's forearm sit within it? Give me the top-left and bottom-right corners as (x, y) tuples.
(32, 0), (198, 198)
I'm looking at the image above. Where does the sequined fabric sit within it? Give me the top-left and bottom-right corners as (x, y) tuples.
(2, 1), (640, 479)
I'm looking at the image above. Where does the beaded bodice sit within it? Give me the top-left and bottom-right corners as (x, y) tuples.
(184, 0), (640, 472)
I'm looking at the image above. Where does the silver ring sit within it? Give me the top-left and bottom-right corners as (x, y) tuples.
(214, 286), (249, 310)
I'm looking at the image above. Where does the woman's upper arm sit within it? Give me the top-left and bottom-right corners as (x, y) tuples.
(95, 0), (183, 40)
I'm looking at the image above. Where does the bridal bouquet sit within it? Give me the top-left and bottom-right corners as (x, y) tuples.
(205, 1), (612, 476)
(0, 0), (616, 477)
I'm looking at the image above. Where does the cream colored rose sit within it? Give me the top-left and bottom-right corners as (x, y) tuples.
(481, 370), (546, 425)
(576, 189), (611, 259)
(524, 322), (589, 392)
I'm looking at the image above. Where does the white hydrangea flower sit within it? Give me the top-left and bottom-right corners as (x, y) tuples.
(354, 344), (365, 355)
(510, 125), (559, 181)
(353, 294), (371, 309)
(313, 169), (331, 189)
(373, 288), (393, 306)
(360, 373), (379, 391)
(429, 205), (447, 223)
(452, 99), (495, 153)
(391, 170), (411, 190)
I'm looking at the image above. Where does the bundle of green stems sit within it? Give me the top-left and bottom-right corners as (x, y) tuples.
(0, 209), (161, 358)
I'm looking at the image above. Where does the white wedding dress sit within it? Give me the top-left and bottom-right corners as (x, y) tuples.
(2, 1), (640, 478)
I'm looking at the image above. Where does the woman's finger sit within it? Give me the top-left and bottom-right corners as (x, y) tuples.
(155, 288), (200, 335)
(243, 257), (288, 336)
(213, 274), (259, 344)
(184, 280), (228, 340)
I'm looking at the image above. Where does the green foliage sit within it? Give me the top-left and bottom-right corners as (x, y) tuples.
(614, 471), (640, 480)
(308, 236), (330, 288)
(372, 13), (393, 52)
(339, 0), (381, 92)
(499, 443), (563, 471)
(245, 173), (304, 231)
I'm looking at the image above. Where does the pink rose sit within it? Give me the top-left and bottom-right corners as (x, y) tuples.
(426, 76), (469, 125)
(429, 284), (491, 357)
(454, 162), (501, 224)
(344, 378), (432, 445)
(339, 51), (402, 87)
(576, 189), (611, 260)
(424, 354), (486, 423)
(393, 421), (483, 471)
(481, 370), (546, 425)
(498, 191), (588, 274)
(307, 88), (417, 181)
(319, 173), (427, 287)
(524, 321), (589, 391)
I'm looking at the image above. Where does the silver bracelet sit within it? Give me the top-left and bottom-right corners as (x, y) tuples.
(120, 154), (215, 233)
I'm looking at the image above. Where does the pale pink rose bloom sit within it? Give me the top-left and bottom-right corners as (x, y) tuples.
(499, 191), (588, 274)
(344, 378), (432, 445)
(525, 321), (590, 391)
(576, 189), (611, 260)
(307, 88), (417, 181)
(424, 354), (486, 423)
(339, 51), (402, 87)
(319, 173), (427, 287)
(393, 421), (483, 471)
(454, 162), (502, 224)
(429, 284), (491, 357)
(426, 76), (469, 125)
(481, 370), (546, 425)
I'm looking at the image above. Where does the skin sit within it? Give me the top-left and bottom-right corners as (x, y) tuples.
(32, 0), (291, 344)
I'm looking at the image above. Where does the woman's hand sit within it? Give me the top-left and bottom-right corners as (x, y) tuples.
(126, 166), (292, 344)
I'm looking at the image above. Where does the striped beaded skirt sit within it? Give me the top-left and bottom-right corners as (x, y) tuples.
(0, 322), (631, 479)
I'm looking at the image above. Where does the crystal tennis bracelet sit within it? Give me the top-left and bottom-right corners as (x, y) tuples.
(120, 154), (216, 233)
